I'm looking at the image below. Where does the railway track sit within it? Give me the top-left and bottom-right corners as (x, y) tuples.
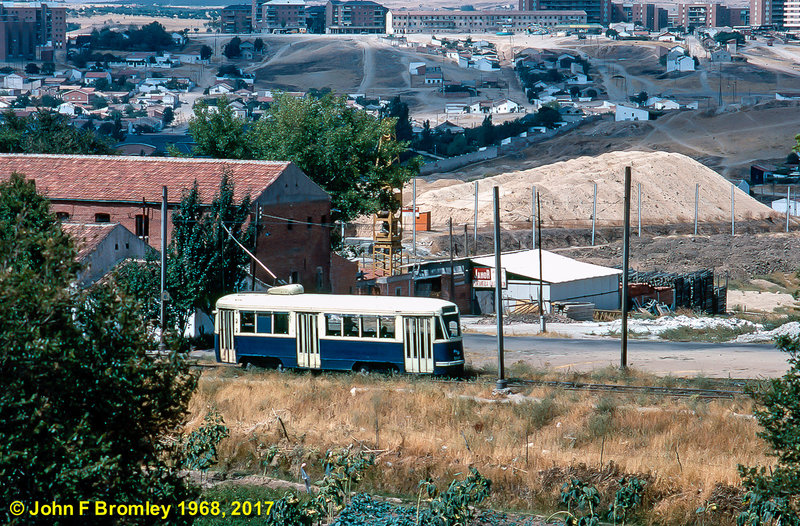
(190, 361), (750, 399)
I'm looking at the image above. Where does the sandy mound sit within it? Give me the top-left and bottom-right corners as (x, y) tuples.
(414, 151), (776, 228)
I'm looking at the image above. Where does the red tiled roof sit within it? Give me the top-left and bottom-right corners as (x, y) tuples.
(60, 222), (117, 260)
(0, 154), (292, 204)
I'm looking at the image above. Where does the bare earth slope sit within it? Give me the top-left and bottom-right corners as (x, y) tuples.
(414, 151), (776, 228)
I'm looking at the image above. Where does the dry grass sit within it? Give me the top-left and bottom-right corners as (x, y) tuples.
(187, 367), (771, 525)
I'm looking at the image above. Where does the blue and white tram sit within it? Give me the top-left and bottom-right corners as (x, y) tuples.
(214, 288), (464, 375)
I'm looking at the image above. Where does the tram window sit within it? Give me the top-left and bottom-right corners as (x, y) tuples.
(325, 313), (342, 336)
(256, 313), (272, 334)
(379, 317), (395, 339)
(342, 315), (359, 337)
(443, 313), (460, 338)
(435, 317), (445, 340)
(361, 316), (378, 338)
(273, 313), (289, 334)
(240, 311), (255, 333)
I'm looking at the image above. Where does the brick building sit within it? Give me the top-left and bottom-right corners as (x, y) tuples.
(221, 4), (253, 33)
(325, 0), (387, 34)
(388, 10), (587, 33)
(0, 154), (339, 292)
(0, 2), (66, 60)
(631, 3), (668, 29)
(520, 0), (612, 24)
(677, 3), (729, 27)
(262, 0), (306, 31)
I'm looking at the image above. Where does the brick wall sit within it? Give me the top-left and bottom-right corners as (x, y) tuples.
(255, 200), (332, 291)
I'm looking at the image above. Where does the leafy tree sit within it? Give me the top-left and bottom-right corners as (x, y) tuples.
(200, 44), (213, 60)
(447, 134), (468, 156)
(0, 173), (198, 525)
(163, 106), (175, 126)
(188, 97), (251, 159)
(738, 336), (800, 525)
(248, 93), (419, 221)
(0, 110), (115, 154)
(478, 115), (494, 146)
(116, 174), (253, 335)
(254, 37), (264, 52)
(630, 91), (649, 105)
(24, 62), (39, 74)
(384, 96), (413, 142)
(41, 62), (55, 75)
(224, 36), (241, 59)
(606, 28), (619, 39)
(94, 77), (109, 91)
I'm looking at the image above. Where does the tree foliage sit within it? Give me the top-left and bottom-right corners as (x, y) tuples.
(188, 97), (251, 159)
(114, 172), (253, 336)
(188, 93), (419, 222)
(90, 21), (174, 51)
(224, 36), (242, 59)
(0, 110), (116, 154)
(738, 335), (800, 525)
(0, 173), (198, 525)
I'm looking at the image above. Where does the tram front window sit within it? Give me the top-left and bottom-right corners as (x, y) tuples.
(442, 313), (460, 339)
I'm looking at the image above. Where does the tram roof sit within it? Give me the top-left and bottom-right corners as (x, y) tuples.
(216, 293), (458, 314)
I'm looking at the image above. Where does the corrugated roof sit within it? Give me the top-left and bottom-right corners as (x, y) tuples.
(471, 249), (621, 284)
(0, 154), (292, 204)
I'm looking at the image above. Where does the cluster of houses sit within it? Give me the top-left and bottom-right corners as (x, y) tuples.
(0, 67), (196, 134)
(514, 49), (603, 108)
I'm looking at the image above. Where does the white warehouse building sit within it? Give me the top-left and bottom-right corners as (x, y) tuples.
(471, 249), (622, 312)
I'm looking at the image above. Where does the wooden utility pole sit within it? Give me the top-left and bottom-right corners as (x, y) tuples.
(159, 186), (168, 352)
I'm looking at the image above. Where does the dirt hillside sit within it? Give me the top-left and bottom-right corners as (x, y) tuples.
(413, 150), (777, 228)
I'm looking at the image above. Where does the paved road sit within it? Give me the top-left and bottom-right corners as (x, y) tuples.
(464, 333), (787, 378)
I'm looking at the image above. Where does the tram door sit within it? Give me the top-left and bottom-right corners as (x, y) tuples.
(403, 317), (433, 374)
(219, 309), (237, 364)
(296, 313), (320, 369)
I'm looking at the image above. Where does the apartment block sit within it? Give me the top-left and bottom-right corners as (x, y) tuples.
(751, 0), (785, 26)
(520, 0), (612, 24)
(677, 3), (728, 27)
(325, 0), (387, 33)
(262, 0), (306, 31)
(388, 10), (587, 33)
(0, 2), (66, 60)
(221, 4), (253, 33)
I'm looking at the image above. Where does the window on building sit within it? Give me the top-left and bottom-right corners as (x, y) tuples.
(307, 216), (313, 229)
(94, 213), (110, 223)
(55, 211), (70, 221)
(135, 214), (149, 238)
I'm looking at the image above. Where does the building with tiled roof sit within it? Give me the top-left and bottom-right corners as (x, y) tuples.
(0, 154), (338, 291)
(61, 222), (151, 287)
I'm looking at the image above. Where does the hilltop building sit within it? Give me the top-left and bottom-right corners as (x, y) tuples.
(388, 10), (587, 33)
(325, 0), (388, 34)
(221, 4), (253, 33)
(0, 2), (66, 60)
(519, 0), (611, 25)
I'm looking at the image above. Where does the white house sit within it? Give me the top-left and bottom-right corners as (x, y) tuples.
(646, 97), (680, 110)
(57, 102), (78, 116)
(471, 56), (500, 71)
(615, 104), (650, 121)
(445, 103), (469, 114)
(469, 99), (520, 114)
(566, 73), (589, 85)
(408, 61), (426, 75)
(771, 198), (800, 215)
(666, 55), (695, 72)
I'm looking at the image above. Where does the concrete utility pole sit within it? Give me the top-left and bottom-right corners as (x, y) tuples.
(412, 178), (417, 257)
(787, 186), (791, 233)
(620, 167), (632, 369)
(694, 183), (699, 236)
(537, 193), (546, 334)
(464, 224), (468, 257)
(531, 186), (537, 249)
(592, 183), (597, 246)
(493, 186), (506, 390)
(637, 183), (642, 237)
(159, 186), (168, 352)
(448, 218), (455, 301)
(731, 183), (735, 236)
(474, 181), (479, 254)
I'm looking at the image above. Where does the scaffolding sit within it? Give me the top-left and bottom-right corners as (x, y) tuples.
(372, 188), (403, 277)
